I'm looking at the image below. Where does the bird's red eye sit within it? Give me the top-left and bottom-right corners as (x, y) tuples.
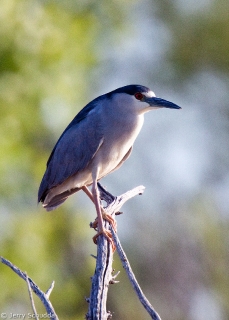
(134, 92), (143, 100)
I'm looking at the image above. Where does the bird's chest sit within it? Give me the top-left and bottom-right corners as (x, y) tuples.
(96, 114), (144, 175)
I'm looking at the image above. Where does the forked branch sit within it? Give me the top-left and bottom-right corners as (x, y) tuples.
(0, 257), (58, 320)
(86, 184), (161, 320)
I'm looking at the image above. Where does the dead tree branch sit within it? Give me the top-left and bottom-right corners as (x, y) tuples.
(0, 257), (58, 320)
(110, 227), (161, 320)
(2, 185), (161, 320)
(25, 271), (39, 320)
(87, 184), (161, 320)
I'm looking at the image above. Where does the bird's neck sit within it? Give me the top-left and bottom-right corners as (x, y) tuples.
(112, 113), (144, 146)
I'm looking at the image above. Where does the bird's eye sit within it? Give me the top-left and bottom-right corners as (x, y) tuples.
(134, 92), (143, 100)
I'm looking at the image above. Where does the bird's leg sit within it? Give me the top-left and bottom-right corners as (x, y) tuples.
(90, 176), (115, 251)
(82, 185), (94, 202)
(82, 185), (117, 231)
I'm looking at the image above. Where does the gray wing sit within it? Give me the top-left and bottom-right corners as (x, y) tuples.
(38, 112), (103, 202)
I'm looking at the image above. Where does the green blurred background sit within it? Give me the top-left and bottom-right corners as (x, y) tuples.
(1, 0), (229, 319)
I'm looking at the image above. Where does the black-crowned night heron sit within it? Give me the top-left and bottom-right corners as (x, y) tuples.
(38, 85), (181, 245)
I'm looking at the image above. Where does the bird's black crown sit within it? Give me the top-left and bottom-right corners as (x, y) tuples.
(107, 84), (151, 97)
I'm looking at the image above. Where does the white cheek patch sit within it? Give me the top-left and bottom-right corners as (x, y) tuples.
(134, 99), (152, 114)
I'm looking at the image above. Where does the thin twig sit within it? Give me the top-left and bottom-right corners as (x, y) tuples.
(1, 257), (59, 320)
(46, 281), (55, 299)
(25, 272), (39, 320)
(110, 226), (162, 320)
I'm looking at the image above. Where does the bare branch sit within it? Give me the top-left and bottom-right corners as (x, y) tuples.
(1, 257), (59, 320)
(46, 281), (55, 299)
(25, 272), (39, 320)
(86, 186), (146, 319)
(99, 184), (145, 215)
(2, 184), (161, 320)
(110, 227), (162, 320)
(87, 185), (162, 319)
(86, 219), (114, 320)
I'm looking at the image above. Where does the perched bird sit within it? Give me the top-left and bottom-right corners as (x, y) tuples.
(38, 85), (181, 244)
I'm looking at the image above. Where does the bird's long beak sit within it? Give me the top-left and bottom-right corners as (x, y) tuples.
(145, 97), (181, 109)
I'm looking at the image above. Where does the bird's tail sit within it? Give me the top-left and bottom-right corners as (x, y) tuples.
(43, 198), (68, 211)
(42, 187), (81, 211)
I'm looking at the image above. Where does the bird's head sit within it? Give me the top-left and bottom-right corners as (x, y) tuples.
(108, 84), (181, 114)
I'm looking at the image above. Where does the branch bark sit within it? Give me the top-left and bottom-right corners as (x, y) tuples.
(86, 227), (113, 320)
(87, 184), (161, 320)
(110, 227), (161, 320)
(25, 272), (39, 320)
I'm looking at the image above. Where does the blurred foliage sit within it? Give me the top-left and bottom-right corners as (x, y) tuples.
(154, 0), (229, 81)
(0, 0), (127, 209)
(0, 0), (229, 319)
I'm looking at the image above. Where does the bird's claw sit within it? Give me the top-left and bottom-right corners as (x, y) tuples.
(93, 229), (116, 252)
(91, 208), (116, 252)
(92, 210), (117, 232)
(102, 211), (117, 232)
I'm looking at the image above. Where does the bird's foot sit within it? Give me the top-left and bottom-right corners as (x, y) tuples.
(93, 228), (116, 252)
(91, 208), (116, 252)
(91, 210), (117, 232)
(102, 211), (117, 232)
